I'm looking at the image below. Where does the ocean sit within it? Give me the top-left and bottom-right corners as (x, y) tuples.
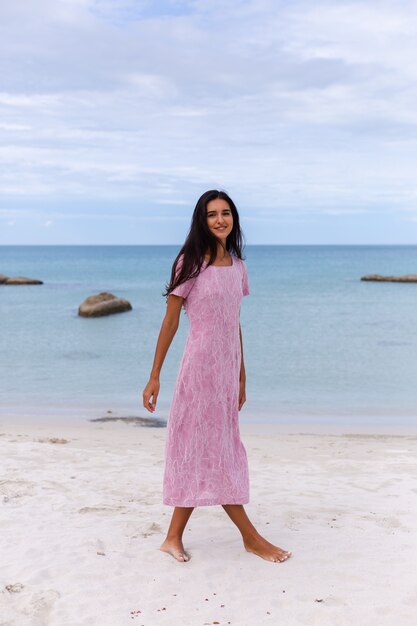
(1, 245), (417, 425)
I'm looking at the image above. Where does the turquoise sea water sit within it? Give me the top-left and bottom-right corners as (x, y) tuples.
(1, 245), (417, 425)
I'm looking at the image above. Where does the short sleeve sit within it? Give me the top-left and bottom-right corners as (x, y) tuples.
(170, 255), (197, 300)
(242, 261), (250, 296)
(171, 278), (196, 300)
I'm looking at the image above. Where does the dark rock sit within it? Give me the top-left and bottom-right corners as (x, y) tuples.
(0, 274), (9, 284)
(2, 276), (43, 285)
(361, 274), (417, 283)
(90, 416), (166, 427)
(78, 291), (132, 317)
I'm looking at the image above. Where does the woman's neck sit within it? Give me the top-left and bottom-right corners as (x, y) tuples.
(216, 252), (230, 261)
(205, 245), (230, 262)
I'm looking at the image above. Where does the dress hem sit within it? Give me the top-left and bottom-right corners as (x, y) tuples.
(163, 498), (250, 507)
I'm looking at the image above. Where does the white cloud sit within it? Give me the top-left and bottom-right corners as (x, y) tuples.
(0, 93), (61, 108)
(0, 122), (32, 131)
(1, 0), (417, 243)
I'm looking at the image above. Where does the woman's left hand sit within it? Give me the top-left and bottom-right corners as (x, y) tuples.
(238, 378), (246, 411)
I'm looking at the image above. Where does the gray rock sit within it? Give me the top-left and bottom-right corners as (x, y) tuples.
(0, 274), (9, 284)
(90, 416), (166, 427)
(78, 292), (132, 317)
(361, 274), (417, 283)
(2, 276), (43, 285)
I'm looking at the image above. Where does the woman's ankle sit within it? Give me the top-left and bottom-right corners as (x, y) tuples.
(242, 529), (261, 544)
(164, 533), (184, 542)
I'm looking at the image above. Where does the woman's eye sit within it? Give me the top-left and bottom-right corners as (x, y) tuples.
(207, 211), (230, 217)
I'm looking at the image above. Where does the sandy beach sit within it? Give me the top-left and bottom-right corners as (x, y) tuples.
(1, 416), (417, 626)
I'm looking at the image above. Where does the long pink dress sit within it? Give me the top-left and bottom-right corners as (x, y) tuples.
(163, 254), (250, 507)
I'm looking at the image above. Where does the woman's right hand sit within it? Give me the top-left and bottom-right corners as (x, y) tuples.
(143, 377), (160, 413)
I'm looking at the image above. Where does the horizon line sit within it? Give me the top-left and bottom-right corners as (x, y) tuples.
(1, 243), (417, 247)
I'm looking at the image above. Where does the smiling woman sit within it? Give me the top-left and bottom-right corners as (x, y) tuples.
(163, 190), (244, 290)
(142, 189), (292, 565)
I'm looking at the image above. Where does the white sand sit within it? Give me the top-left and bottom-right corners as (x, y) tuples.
(1, 416), (417, 626)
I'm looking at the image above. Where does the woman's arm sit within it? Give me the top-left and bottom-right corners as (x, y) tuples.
(238, 323), (246, 410)
(142, 295), (183, 413)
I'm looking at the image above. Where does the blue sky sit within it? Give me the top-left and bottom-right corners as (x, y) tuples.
(1, 0), (417, 244)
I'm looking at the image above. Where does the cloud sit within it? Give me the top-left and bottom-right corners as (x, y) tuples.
(1, 0), (417, 243)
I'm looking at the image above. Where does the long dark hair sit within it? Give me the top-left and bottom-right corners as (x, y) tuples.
(163, 189), (246, 300)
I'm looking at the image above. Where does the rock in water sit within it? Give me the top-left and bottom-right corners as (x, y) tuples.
(2, 276), (43, 285)
(78, 292), (132, 317)
(361, 274), (417, 283)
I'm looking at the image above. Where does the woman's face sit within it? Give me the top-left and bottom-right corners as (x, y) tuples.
(206, 198), (233, 242)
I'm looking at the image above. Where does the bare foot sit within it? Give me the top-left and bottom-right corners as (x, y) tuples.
(243, 533), (292, 563)
(160, 537), (190, 562)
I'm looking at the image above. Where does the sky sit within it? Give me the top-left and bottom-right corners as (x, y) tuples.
(1, 0), (417, 245)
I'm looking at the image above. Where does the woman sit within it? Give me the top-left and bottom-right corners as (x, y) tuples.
(142, 190), (292, 564)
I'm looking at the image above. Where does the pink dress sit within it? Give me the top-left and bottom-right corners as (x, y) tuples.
(163, 254), (250, 507)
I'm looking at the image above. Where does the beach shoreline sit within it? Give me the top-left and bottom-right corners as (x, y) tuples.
(1, 416), (417, 625)
(2, 409), (417, 434)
